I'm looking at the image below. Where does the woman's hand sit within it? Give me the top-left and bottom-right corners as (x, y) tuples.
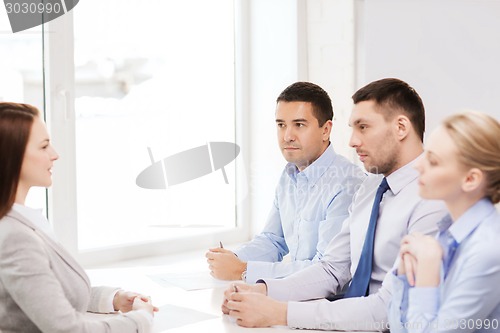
(114, 290), (159, 315)
(132, 296), (159, 315)
(399, 232), (443, 287)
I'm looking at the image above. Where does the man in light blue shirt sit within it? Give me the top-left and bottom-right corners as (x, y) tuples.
(206, 81), (365, 283)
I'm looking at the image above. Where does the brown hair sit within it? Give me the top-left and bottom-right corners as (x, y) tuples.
(0, 102), (39, 219)
(352, 78), (425, 142)
(442, 111), (500, 204)
(276, 81), (334, 127)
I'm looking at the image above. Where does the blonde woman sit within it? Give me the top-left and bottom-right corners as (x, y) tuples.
(389, 111), (500, 332)
(0, 102), (157, 333)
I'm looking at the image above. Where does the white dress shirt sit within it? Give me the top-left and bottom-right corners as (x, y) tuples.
(235, 145), (366, 283)
(262, 156), (448, 331)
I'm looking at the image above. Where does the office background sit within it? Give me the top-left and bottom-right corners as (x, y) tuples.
(1, 0), (499, 267)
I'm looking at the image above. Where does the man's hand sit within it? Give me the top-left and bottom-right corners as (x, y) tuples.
(226, 290), (287, 327)
(221, 282), (267, 314)
(205, 247), (247, 280)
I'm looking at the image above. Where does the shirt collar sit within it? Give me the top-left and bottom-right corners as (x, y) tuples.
(446, 198), (496, 244)
(12, 203), (44, 220)
(437, 214), (453, 233)
(384, 154), (421, 195)
(285, 143), (336, 186)
(11, 204), (57, 241)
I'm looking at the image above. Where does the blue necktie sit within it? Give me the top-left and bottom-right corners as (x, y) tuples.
(438, 231), (458, 279)
(344, 177), (390, 298)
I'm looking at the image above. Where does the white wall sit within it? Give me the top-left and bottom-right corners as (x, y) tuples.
(246, 0), (500, 238)
(245, 0), (307, 235)
(358, 0), (500, 135)
(306, 0), (356, 160)
(246, 0), (356, 236)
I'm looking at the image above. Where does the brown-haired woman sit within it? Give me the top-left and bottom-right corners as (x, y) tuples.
(0, 102), (157, 333)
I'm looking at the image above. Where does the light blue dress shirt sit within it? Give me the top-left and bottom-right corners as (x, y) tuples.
(389, 198), (500, 333)
(234, 144), (366, 283)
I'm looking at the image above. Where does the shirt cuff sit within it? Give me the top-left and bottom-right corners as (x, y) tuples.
(408, 287), (439, 319)
(246, 261), (273, 284)
(287, 301), (319, 329)
(260, 278), (292, 302)
(104, 288), (122, 313)
(390, 273), (410, 324)
(233, 247), (249, 261)
(123, 309), (154, 332)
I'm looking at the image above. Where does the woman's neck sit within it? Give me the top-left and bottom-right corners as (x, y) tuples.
(14, 186), (28, 205)
(446, 193), (484, 222)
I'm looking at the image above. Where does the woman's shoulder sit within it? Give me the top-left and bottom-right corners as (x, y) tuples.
(0, 213), (44, 252)
(475, 206), (500, 236)
(463, 209), (500, 262)
(0, 211), (35, 232)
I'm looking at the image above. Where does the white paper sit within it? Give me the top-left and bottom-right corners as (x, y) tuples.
(152, 303), (217, 332)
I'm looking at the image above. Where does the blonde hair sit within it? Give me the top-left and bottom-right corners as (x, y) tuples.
(442, 111), (500, 203)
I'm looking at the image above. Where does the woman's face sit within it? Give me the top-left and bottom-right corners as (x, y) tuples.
(19, 117), (59, 190)
(415, 126), (468, 202)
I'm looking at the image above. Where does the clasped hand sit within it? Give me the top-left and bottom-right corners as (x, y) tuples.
(113, 290), (159, 315)
(398, 232), (443, 287)
(221, 282), (288, 328)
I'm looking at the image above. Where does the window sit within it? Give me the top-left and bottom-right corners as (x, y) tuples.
(0, 11), (47, 211)
(44, 0), (247, 265)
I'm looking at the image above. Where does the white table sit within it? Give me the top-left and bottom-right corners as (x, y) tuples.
(86, 251), (372, 333)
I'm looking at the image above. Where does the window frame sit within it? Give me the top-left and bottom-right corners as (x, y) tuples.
(44, 1), (250, 267)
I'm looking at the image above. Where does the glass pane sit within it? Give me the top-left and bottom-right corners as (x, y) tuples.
(0, 11), (47, 211)
(73, 0), (236, 250)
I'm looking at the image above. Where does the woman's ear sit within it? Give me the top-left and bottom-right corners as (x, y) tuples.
(462, 168), (484, 193)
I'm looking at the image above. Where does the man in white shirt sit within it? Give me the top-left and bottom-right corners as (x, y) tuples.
(222, 78), (448, 331)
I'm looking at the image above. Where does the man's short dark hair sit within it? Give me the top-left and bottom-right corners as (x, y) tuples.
(352, 78), (425, 142)
(276, 82), (333, 127)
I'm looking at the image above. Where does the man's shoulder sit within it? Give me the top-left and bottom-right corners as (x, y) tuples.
(355, 173), (383, 191)
(326, 153), (366, 181)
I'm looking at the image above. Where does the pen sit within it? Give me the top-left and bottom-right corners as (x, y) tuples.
(219, 241), (224, 249)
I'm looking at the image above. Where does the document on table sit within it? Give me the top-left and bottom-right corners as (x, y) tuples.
(153, 304), (217, 332)
(148, 271), (230, 291)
